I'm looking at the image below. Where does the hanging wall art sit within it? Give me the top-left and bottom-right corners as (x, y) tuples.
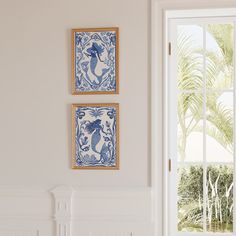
(72, 103), (119, 169)
(72, 27), (119, 95)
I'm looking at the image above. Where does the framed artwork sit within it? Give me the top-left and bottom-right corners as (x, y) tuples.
(72, 27), (119, 95)
(72, 103), (119, 169)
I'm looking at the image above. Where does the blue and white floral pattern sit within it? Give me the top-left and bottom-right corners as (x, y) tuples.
(74, 29), (117, 93)
(74, 105), (118, 168)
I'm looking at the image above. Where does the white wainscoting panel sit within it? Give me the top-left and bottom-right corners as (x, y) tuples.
(73, 222), (153, 236)
(72, 187), (152, 221)
(0, 186), (54, 236)
(71, 187), (153, 236)
(0, 229), (39, 236)
(0, 186), (154, 236)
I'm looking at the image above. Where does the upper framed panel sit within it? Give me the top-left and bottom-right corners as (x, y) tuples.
(72, 27), (119, 95)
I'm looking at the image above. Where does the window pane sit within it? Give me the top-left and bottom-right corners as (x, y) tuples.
(175, 20), (235, 235)
(178, 93), (203, 162)
(206, 92), (233, 162)
(206, 24), (234, 90)
(178, 25), (203, 91)
(178, 165), (203, 232)
(207, 165), (233, 232)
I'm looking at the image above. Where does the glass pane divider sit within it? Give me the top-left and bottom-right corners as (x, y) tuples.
(233, 21), (236, 236)
(203, 23), (207, 233)
(176, 233), (234, 236)
(178, 89), (234, 94)
(177, 90), (204, 94)
(177, 162), (234, 166)
(206, 89), (234, 93)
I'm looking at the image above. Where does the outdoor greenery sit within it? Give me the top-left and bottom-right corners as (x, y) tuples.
(177, 24), (234, 232)
(178, 166), (203, 232)
(178, 165), (233, 232)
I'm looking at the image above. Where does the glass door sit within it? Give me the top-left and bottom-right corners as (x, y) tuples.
(168, 17), (235, 235)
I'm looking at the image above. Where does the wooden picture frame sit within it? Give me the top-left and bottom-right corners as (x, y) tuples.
(72, 27), (119, 95)
(72, 103), (119, 169)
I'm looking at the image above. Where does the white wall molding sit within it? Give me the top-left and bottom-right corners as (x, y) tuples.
(51, 186), (74, 236)
(0, 186), (53, 236)
(0, 185), (153, 236)
(0, 186), (49, 197)
(72, 187), (152, 223)
(0, 229), (40, 236)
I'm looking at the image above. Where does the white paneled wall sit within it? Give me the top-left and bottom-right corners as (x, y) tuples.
(0, 230), (39, 236)
(0, 187), (53, 236)
(0, 186), (153, 236)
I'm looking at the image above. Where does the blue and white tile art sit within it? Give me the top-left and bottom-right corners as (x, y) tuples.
(73, 28), (118, 94)
(73, 104), (119, 169)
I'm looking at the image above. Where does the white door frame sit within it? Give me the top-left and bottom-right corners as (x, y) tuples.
(151, 2), (236, 236)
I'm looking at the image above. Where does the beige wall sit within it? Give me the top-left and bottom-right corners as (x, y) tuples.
(0, 0), (150, 186)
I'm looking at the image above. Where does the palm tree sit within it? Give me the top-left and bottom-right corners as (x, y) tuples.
(206, 24), (234, 154)
(178, 24), (234, 161)
(177, 24), (234, 232)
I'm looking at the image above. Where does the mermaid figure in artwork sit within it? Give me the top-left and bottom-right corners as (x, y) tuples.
(85, 119), (110, 163)
(85, 42), (109, 85)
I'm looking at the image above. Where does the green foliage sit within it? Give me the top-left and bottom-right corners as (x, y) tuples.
(177, 24), (234, 233)
(207, 96), (233, 152)
(178, 33), (203, 91)
(207, 165), (233, 232)
(207, 24), (234, 66)
(178, 165), (233, 232)
(178, 166), (203, 232)
(178, 24), (234, 157)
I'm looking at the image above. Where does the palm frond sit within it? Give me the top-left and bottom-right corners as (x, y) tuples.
(206, 102), (233, 152)
(207, 24), (233, 66)
(178, 32), (204, 90)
